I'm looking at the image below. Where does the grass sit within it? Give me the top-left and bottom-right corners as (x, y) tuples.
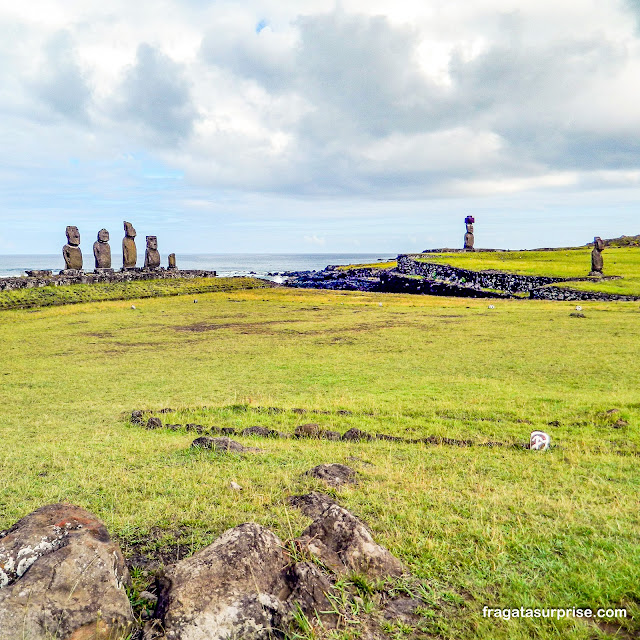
(335, 261), (398, 271)
(1, 287), (639, 638)
(0, 276), (272, 310)
(412, 248), (640, 296)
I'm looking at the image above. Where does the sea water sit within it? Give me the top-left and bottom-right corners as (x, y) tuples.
(0, 254), (393, 279)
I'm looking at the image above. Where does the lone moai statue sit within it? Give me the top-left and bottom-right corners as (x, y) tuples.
(93, 229), (112, 270)
(62, 226), (83, 271)
(168, 253), (177, 269)
(122, 221), (137, 269)
(589, 236), (605, 276)
(464, 216), (475, 251)
(144, 236), (160, 269)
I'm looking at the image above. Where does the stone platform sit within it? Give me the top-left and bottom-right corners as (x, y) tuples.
(0, 268), (218, 292)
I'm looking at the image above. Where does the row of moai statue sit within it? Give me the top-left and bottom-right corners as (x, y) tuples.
(461, 217), (606, 275)
(62, 222), (177, 273)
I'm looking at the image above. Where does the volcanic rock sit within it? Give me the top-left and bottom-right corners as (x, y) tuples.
(0, 504), (134, 640)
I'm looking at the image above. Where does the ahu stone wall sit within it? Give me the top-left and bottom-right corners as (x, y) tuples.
(0, 268), (218, 292)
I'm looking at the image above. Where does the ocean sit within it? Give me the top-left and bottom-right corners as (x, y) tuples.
(0, 254), (394, 279)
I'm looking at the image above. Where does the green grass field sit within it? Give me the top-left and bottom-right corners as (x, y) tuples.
(1, 286), (639, 639)
(0, 276), (272, 310)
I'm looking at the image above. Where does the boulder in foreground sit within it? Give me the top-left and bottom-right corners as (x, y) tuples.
(154, 523), (335, 639)
(0, 503), (134, 640)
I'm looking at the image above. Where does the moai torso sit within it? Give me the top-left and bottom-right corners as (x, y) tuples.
(122, 221), (137, 269)
(145, 236), (160, 269)
(63, 226), (83, 270)
(168, 253), (176, 269)
(590, 237), (605, 274)
(464, 216), (475, 250)
(93, 229), (112, 269)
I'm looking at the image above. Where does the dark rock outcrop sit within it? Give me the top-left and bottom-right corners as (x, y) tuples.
(303, 463), (357, 487)
(147, 417), (163, 429)
(295, 423), (323, 439)
(296, 502), (403, 579)
(191, 436), (262, 453)
(342, 428), (374, 442)
(0, 504), (134, 640)
(287, 491), (341, 519)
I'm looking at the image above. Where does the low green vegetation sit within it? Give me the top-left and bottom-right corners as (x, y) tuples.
(0, 276), (272, 310)
(414, 247), (640, 296)
(0, 287), (638, 638)
(336, 261), (398, 270)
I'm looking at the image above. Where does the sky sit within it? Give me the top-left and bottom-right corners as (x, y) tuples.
(1, 0), (640, 255)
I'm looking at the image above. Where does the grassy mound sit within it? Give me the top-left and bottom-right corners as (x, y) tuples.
(1, 287), (638, 638)
(0, 276), (272, 310)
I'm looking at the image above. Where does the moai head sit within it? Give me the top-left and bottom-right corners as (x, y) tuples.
(97, 229), (110, 243)
(124, 221), (137, 238)
(66, 226), (80, 246)
(594, 237), (605, 252)
(146, 236), (158, 250)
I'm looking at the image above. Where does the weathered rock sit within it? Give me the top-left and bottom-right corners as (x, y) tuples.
(155, 524), (287, 639)
(93, 229), (112, 270)
(0, 504), (134, 640)
(155, 523), (334, 639)
(168, 253), (176, 269)
(191, 436), (261, 453)
(342, 428), (374, 442)
(145, 236), (160, 270)
(122, 221), (137, 269)
(303, 464), (357, 487)
(242, 426), (272, 437)
(295, 423), (322, 438)
(131, 409), (145, 424)
(590, 236), (605, 275)
(297, 503), (403, 579)
(376, 433), (405, 442)
(321, 430), (341, 441)
(62, 225), (83, 271)
(25, 270), (52, 277)
(282, 562), (336, 628)
(221, 427), (236, 435)
(287, 492), (340, 519)
(147, 417), (163, 429)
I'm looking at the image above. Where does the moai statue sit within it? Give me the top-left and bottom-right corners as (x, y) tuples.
(168, 253), (177, 269)
(93, 229), (112, 271)
(464, 216), (475, 251)
(62, 226), (83, 271)
(144, 236), (160, 269)
(122, 221), (137, 269)
(589, 237), (605, 276)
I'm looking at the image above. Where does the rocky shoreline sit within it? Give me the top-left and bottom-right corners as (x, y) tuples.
(280, 255), (638, 301)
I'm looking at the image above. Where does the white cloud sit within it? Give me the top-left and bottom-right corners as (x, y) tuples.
(1, 0), (640, 252)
